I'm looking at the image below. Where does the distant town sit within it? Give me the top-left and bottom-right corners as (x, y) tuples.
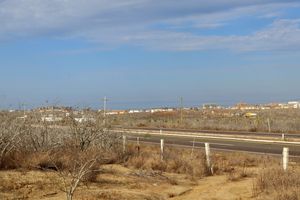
(5, 100), (300, 123)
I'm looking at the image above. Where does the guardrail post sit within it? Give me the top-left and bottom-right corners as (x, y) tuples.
(136, 137), (140, 154)
(160, 129), (162, 135)
(282, 134), (285, 141)
(283, 147), (289, 171)
(191, 138), (195, 158)
(122, 135), (126, 153)
(267, 118), (271, 133)
(205, 143), (213, 175)
(160, 139), (164, 161)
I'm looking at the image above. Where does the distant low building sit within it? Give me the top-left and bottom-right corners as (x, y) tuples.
(74, 116), (96, 123)
(41, 114), (63, 122)
(244, 112), (257, 118)
(106, 110), (126, 115)
(17, 115), (27, 120)
(128, 109), (143, 114)
(202, 104), (222, 110)
(37, 106), (72, 113)
(288, 101), (300, 109)
(232, 103), (259, 110)
(150, 108), (174, 113)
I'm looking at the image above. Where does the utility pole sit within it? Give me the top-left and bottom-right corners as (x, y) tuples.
(102, 96), (108, 126)
(21, 103), (27, 122)
(180, 97), (183, 125)
(22, 103), (26, 117)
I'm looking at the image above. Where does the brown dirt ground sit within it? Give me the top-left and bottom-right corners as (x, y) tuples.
(0, 164), (257, 200)
(172, 175), (253, 200)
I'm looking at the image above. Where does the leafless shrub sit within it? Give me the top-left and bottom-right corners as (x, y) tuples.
(44, 114), (125, 200)
(226, 163), (250, 182)
(0, 114), (23, 168)
(126, 145), (209, 178)
(53, 148), (100, 200)
(0, 111), (123, 200)
(20, 123), (64, 153)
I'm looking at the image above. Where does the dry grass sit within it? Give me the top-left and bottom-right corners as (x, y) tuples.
(124, 145), (209, 179)
(124, 144), (273, 181)
(0, 142), (299, 200)
(253, 167), (300, 200)
(226, 165), (250, 182)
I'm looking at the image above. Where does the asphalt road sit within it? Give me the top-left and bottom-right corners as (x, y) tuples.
(120, 132), (300, 157)
(127, 127), (300, 139)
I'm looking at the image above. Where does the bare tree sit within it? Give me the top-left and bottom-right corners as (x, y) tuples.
(0, 114), (22, 165)
(53, 147), (100, 200)
(0, 110), (121, 199)
(51, 115), (119, 200)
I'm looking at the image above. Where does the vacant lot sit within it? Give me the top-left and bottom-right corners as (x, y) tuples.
(110, 109), (300, 133)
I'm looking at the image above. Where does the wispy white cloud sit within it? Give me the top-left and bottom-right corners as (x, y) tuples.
(0, 0), (299, 52)
(72, 18), (300, 52)
(162, 2), (297, 30)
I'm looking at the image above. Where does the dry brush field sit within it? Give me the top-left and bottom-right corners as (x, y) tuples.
(0, 111), (300, 200)
(110, 109), (300, 133)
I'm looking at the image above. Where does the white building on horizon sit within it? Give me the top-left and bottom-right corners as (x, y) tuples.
(288, 101), (300, 109)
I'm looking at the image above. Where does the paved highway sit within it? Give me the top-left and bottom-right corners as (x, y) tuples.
(35, 124), (300, 156)
(126, 127), (300, 139)
(116, 130), (300, 157)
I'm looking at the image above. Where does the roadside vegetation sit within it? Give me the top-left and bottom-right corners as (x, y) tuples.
(253, 165), (300, 200)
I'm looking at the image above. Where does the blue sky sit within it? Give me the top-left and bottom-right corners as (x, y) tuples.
(0, 0), (300, 109)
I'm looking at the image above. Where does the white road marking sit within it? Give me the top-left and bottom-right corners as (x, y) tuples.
(191, 141), (234, 146)
(114, 129), (300, 145)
